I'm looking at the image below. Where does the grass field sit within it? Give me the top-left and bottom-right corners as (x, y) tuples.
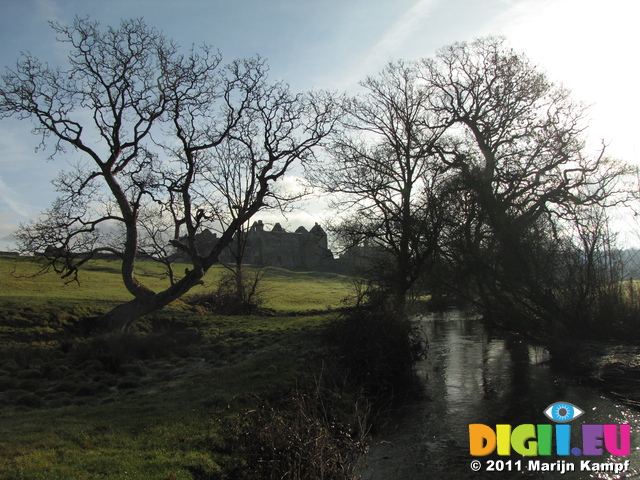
(0, 255), (356, 479)
(0, 255), (350, 310)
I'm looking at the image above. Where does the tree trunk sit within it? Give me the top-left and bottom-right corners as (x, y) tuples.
(94, 267), (206, 331)
(98, 297), (161, 332)
(235, 258), (245, 305)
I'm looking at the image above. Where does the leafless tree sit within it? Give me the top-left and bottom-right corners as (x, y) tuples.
(419, 37), (632, 329)
(1, 17), (339, 330)
(313, 61), (451, 311)
(195, 85), (333, 308)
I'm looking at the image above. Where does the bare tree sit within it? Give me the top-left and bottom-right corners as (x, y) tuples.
(194, 85), (333, 309)
(2, 17), (338, 330)
(419, 37), (632, 328)
(314, 61), (450, 311)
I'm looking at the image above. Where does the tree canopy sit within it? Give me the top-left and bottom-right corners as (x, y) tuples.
(314, 37), (631, 323)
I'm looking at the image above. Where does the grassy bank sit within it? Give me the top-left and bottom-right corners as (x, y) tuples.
(0, 256), (358, 479)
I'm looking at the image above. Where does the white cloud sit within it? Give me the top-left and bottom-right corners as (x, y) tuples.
(484, 0), (637, 91)
(368, 0), (440, 60)
(322, 0), (441, 90)
(0, 212), (21, 250)
(35, 0), (61, 23)
(0, 175), (34, 218)
(275, 174), (311, 197)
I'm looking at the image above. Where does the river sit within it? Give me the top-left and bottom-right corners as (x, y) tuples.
(358, 310), (640, 479)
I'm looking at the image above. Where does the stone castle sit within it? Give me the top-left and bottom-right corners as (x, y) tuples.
(185, 221), (335, 270)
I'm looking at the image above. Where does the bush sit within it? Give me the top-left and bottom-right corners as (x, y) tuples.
(188, 270), (264, 315)
(221, 387), (369, 480)
(324, 304), (427, 399)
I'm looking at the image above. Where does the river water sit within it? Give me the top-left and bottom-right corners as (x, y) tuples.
(359, 310), (640, 479)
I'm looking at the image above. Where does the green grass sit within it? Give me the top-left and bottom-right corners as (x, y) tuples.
(257, 268), (352, 312)
(0, 255), (350, 310)
(0, 255), (354, 479)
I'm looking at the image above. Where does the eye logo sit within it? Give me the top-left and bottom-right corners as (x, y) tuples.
(543, 402), (584, 423)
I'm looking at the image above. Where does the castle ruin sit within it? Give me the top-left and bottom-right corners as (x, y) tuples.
(182, 221), (335, 270)
(238, 221), (334, 270)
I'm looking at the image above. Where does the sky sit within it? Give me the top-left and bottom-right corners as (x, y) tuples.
(0, 0), (639, 249)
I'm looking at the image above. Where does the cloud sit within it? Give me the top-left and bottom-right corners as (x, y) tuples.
(321, 0), (441, 90)
(35, 0), (62, 23)
(0, 212), (20, 250)
(246, 174), (335, 231)
(275, 174), (311, 198)
(0, 175), (33, 218)
(484, 0), (637, 84)
(367, 0), (440, 60)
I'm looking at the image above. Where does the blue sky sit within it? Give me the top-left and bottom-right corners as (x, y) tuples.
(1, 0), (638, 248)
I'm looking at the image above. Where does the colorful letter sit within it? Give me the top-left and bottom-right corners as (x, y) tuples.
(469, 424), (496, 456)
(604, 424), (631, 456)
(512, 424), (537, 456)
(537, 424), (552, 455)
(582, 424), (604, 455)
(496, 424), (512, 455)
(555, 424), (571, 455)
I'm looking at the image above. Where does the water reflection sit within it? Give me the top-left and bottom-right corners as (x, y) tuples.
(359, 310), (640, 479)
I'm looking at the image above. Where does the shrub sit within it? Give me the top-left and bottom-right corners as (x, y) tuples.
(324, 304), (427, 399)
(188, 270), (264, 315)
(221, 387), (369, 480)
